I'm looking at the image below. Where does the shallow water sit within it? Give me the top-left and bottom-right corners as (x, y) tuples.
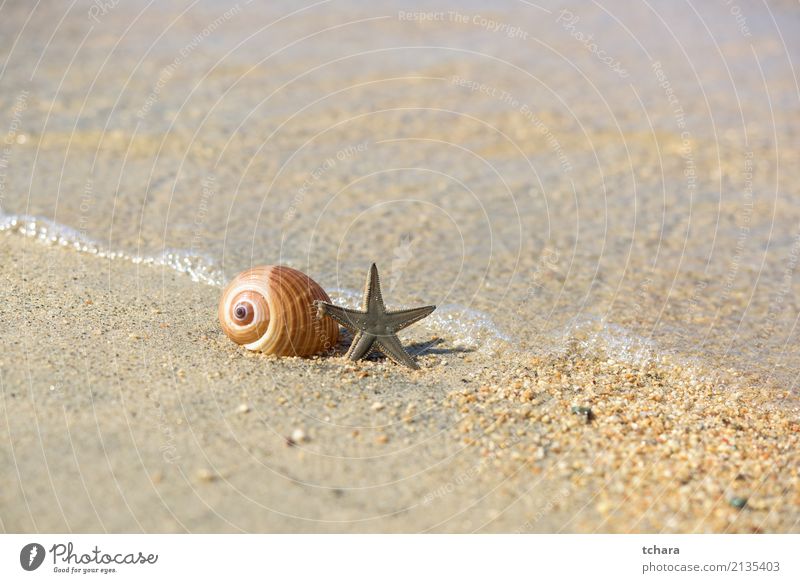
(1, 0), (799, 390)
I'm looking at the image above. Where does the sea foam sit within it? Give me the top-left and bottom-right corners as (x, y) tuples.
(0, 212), (226, 287)
(328, 288), (511, 353)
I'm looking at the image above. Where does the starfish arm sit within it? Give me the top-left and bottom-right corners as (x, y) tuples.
(346, 332), (376, 361)
(384, 305), (436, 332)
(363, 263), (385, 312)
(315, 301), (369, 332)
(375, 334), (419, 370)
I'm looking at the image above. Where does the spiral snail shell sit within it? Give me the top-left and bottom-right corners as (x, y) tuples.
(218, 266), (339, 357)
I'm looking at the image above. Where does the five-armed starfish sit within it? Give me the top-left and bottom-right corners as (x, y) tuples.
(314, 264), (436, 369)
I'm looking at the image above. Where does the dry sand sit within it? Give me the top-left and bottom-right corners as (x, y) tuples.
(1, 235), (797, 533)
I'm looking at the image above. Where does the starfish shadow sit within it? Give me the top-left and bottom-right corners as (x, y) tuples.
(329, 330), (472, 361)
(406, 337), (474, 356)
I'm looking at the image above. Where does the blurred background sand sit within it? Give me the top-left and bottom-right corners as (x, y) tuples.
(0, 0), (798, 532)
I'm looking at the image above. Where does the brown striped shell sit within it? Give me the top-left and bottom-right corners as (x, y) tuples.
(218, 266), (338, 357)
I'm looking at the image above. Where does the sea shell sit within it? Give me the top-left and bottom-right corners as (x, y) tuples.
(218, 265), (339, 356)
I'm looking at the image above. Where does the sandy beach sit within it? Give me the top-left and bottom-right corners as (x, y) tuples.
(1, 0), (799, 532)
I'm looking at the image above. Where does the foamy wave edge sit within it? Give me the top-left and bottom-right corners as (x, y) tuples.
(0, 213), (226, 287)
(1, 213), (513, 351)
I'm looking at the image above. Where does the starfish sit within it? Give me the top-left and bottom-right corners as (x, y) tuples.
(314, 264), (436, 369)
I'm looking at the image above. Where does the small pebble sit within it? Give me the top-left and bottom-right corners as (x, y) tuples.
(729, 496), (748, 509)
(571, 405), (594, 422)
